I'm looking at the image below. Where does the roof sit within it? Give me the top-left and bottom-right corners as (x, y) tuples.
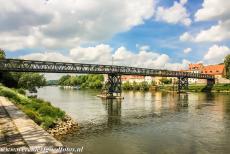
(189, 63), (204, 70)
(201, 64), (225, 75)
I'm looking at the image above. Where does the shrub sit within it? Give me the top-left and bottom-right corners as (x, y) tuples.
(25, 102), (41, 111)
(42, 116), (55, 129)
(23, 109), (42, 125)
(17, 88), (26, 95)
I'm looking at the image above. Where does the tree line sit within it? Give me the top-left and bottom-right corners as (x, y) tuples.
(58, 74), (104, 89)
(0, 49), (46, 92)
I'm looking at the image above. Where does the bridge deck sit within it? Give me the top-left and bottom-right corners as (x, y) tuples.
(0, 59), (214, 79)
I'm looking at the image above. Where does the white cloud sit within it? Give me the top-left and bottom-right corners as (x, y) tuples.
(181, 0), (230, 43)
(180, 20), (230, 42)
(179, 32), (194, 41)
(70, 44), (113, 64)
(203, 44), (230, 64)
(20, 52), (74, 62)
(195, 0), (230, 21)
(183, 48), (192, 54)
(165, 59), (191, 70)
(139, 45), (150, 51)
(0, 0), (155, 50)
(180, 0), (188, 5)
(155, 0), (191, 26)
(195, 20), (230, 42)
(113, 46), (169, 68)
(20, 44), (189, 72)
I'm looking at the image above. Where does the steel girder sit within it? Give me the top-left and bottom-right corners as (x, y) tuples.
(105, 74), (122, 96)
(178, 77), (189, 93)
(0, 59), (215, 80)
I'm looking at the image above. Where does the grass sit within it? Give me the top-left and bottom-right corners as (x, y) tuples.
(0, 85), (65, 129)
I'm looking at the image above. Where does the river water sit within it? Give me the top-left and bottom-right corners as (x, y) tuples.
(37, 86), (230, 154)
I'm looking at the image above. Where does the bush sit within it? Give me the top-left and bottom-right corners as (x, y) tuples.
(23, 108), (42, 125)
(17, 88), (26, 95)
(25, 102), (41, 111)
(42, 116), (55, 129)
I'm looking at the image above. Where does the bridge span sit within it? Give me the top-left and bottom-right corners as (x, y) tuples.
(0, 58), (215, 95)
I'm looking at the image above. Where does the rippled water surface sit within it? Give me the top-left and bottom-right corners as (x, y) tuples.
(37, 86), (230, 154)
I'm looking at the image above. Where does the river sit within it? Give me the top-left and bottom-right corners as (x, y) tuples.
(37, 86), (230, 154)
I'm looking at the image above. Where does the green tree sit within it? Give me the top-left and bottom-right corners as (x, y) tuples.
(132, 81), (140, 90)
(140, 81), (149, 91)
(122, 81), (132, 90)
(58, 75), (71, 85)
(224, 54), (230, 79)
(0, 49), (5, 84)
(0, 49), (5, 59)
(18, 73), (46, 92)
(160, 77), (172, 84)
(58, 74), (104, 89)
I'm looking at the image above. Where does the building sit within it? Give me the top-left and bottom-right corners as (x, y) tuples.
(201, 64), (230, 84)
(189, 63), (204, 71)
(201, 64), (224, 77)
(187, 63), (230, 84)
(121, 75), (145, 83)
(187, 63), (204, 84)
(121, 75), (172, 85)
(121, 75), (156, 84)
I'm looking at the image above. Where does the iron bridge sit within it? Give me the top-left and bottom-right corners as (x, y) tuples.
(0, 59), (215, 95)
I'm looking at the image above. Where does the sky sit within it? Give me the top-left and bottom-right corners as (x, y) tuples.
(1, 0), (230, 77)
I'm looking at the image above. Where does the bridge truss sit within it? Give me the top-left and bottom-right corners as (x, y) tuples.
(0, 59), (215, 95)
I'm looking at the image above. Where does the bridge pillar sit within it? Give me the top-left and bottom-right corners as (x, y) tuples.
(207, 78), (215, 87)
(178, 77), (188, 93)
(106, 74), (122, 97)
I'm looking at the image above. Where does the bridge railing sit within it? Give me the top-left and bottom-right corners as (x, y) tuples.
(0, 59), (214, 79)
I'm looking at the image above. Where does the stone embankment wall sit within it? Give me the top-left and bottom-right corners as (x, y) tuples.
(47, 115), (79, 139)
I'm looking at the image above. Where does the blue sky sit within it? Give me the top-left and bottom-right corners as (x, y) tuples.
(2, 0), (230, 70)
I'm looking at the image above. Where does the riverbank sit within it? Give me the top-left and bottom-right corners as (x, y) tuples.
(0, 85), (79, 139)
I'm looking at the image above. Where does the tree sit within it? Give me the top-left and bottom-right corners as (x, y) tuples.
(224, 54), (230, 79)
(0, 49), (5, 59)
(140, 81), (149, 91)
(122, 81), (132, 90)
(58, 75), (71, 85)
(160, 77), (172, 84)
(0, 49), (7, 85)
(18, 73), (46, 92)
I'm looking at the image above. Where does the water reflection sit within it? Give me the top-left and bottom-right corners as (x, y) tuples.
(177, 93), (189, 108)
(102, 99), (121, 127)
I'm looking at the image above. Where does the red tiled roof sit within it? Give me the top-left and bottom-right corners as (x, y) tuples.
(201, 64), (224, 75)
(189, 63), (204, 70)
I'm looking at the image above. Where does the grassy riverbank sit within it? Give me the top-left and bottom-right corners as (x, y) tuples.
(0, 85), (65, 129)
